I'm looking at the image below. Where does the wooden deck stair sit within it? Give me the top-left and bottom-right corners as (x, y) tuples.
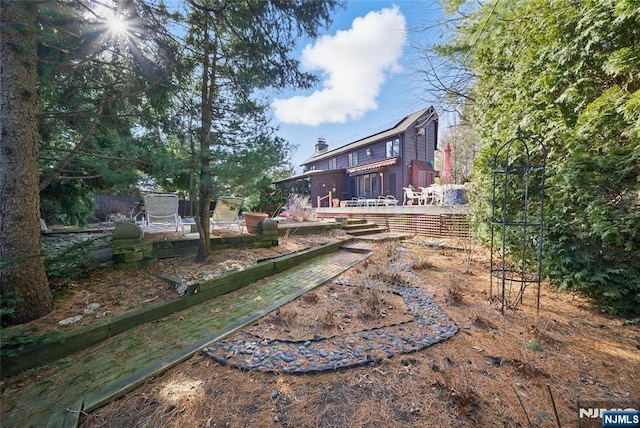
(341, 218), (388, 236)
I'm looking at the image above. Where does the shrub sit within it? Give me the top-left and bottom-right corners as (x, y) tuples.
(545, 150), (640, 318)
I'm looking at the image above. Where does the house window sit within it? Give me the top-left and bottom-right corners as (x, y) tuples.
(386, 139), (399, 158)
(328, 157), (337, 170)
(348, 151), (358, 167)
(356, 173), (377, 197)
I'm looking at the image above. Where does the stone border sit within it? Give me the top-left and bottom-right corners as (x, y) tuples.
(202, 283), (458, 373)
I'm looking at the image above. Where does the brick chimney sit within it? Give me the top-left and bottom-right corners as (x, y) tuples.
(315, 137), (328, 154)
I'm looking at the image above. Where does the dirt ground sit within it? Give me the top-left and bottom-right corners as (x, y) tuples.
(58, 235), (640, 428)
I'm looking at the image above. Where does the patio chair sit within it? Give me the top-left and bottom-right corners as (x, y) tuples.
(428, 185), (444, 205)
(210, 196), (245, 233)
(143, 194), (184, 234)
(420, 187), (436, 205)
(403, 187), (425, 205)
(385, 195), (398, 206)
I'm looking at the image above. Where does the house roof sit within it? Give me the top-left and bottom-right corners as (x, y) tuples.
(412, 160), (436, 172)
(273, 168), (342, 184)
(300, 106), (437, 166)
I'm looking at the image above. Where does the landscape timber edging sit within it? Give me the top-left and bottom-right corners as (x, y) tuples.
(110, 219), (282, 270)
(113, 230), (279, 269)
(276, 222), (342, 236)
(0, 236), (354, 378)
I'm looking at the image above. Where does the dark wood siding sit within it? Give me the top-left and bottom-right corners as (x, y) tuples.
(309, 170), (346, 207)
(300, 108), (438, 205)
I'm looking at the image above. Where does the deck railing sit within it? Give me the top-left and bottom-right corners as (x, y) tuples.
(317, 191), (333, 208)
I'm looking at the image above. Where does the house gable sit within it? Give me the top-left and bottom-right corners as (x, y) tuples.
(276, 106), (438, 206)
(301, 106), (436, 168)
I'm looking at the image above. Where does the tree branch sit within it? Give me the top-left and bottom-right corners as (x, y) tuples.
(39, 99), (105, 191)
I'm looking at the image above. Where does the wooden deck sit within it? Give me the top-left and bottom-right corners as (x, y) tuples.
(316, 205), (470, 238)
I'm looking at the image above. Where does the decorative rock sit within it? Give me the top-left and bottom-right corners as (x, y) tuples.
(91, 248), (113, 262)
(280, 353), (295, 363)
(112, 221), (143, 240)
(175, 282), (188, 296)
(84, 303), (101, 314)
(58, 315), (83, 326)
(201, 281), (459, 374)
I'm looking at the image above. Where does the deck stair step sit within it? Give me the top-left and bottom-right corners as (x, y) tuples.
(346, 225), (388, 236)
(353, 232), (413, 242)
(342, 221), (378, 232)
(344, 218), (367, 225)
(339, 243), (373, 254)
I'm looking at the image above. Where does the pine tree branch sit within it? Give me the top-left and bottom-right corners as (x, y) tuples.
(39, 99), (105, 191)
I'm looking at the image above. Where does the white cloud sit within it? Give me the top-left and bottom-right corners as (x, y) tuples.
(272, 6), (406, 126)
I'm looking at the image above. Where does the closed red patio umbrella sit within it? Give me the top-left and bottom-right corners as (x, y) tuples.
(442, 143), (452, 182)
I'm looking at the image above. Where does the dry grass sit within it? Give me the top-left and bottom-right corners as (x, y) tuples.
(444, 272), (466, 306)
(286, 194), (316, 222)
(355, 284), (389, 321)
(355, 241), (407, 286)
(270, 308), (297, 329)
(75, 237), (640, 428)
(411, 249), (433, 270)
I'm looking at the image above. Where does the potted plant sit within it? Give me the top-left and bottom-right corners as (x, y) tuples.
(243, 211), (269, 234)
(243, 185), (286, 233)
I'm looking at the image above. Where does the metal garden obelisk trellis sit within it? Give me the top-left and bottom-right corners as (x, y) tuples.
(490, 129), (547, 315)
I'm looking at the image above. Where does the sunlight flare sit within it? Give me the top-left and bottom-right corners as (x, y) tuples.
(106, 13), (129, 36)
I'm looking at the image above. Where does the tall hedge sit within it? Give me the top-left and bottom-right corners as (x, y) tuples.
(439, 0), (640, 317)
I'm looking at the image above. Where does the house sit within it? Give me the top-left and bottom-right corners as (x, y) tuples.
(275, 106), (439, 207)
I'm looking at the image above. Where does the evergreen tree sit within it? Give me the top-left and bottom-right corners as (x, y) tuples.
(434, 0), (640, 317)
(1, 1), (54, 325)
(36, 0), (181, 221)
(184, 0), (342, 261)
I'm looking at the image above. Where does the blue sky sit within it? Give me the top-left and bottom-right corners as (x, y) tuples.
(269, 1), (448, 170)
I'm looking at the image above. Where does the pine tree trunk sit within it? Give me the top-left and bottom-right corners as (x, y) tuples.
(1, 1), (54, 325)
(194, 17), (215, 262)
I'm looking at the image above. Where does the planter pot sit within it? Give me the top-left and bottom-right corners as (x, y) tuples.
(244, 212), (269, 234)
